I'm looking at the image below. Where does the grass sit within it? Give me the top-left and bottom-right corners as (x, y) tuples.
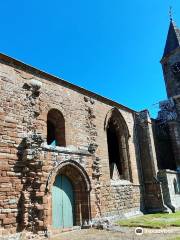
(118, 211), (180, 229)
(168, 237), (180, 240)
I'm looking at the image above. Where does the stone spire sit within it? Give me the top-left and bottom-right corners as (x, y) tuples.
(163, 18), (180, 58)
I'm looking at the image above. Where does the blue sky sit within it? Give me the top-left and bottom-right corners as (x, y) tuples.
(0, 1), (179, 117)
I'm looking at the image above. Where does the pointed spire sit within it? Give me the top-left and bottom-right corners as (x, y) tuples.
(169, 6), (173, 22)
(163, 10), (180, 58)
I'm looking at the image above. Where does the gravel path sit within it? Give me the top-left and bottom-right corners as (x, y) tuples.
(51, 227), (180, 240)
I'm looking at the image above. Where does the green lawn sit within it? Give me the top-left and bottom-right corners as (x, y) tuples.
(168, 237), (180, 240)
(118, 211), (180, 229)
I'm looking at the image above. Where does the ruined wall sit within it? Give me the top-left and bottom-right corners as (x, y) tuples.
(158, 170), (180, 211)
(156, 97), (180, 171)
(101, 181), (142, 218)
(136, 110), (167, 213)
(0, 57), (142, 236)
(153, 120), (176, 170)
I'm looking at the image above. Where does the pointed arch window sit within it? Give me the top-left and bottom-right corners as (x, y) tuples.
(105, 109), (131, 181)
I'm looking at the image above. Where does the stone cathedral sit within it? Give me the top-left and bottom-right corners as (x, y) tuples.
(0, 18), (180, 239)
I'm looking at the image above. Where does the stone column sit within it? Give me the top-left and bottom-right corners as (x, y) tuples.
(136, 110), (166, 212)
(137, 110), (158, 180)
(121, 135), (130, 180)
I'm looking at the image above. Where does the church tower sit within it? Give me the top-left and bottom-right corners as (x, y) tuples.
(159, 15), (180, 171)
(161, 18), (180, 98)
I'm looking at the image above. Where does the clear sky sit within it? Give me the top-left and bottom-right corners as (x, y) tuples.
(0, 1), (179, 117)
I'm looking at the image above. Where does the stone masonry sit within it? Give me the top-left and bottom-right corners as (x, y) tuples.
(0, 54), (144, 238)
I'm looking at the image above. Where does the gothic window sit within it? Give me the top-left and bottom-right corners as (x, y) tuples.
(105, 109), (131, 181)
(47, 109), (66, 147)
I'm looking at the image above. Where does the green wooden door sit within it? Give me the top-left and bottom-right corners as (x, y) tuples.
(52, 175), (74, 228)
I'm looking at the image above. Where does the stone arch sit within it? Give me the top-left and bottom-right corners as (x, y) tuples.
(45, 103), (66, 117)
(104, 107), (131, 180)
(47, 160), (91, 192)
(47, 108), (66, 146)
(47, 160), (91, 228)
(104, 108), (130, 137)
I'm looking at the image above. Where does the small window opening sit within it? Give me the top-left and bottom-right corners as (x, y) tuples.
(47, 120), (56, 146)
(47, 109), (66, 147)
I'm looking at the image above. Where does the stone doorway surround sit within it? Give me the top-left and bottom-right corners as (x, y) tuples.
(46, 158), (92, 234)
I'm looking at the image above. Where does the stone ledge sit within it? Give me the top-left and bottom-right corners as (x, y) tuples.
(42, 143), (91, 156)
(159, 169), (180, 174)
(0, 209), (19, 213)
(110, 179), (133, 186)
(97, 207), (143, 221)
(173, 94), (180, 100)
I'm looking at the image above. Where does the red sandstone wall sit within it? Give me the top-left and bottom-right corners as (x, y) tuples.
(0, 59), (141, 234)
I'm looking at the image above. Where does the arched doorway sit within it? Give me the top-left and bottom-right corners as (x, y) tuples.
(49, 160), (91, 229)
(52, 175), (74, 228)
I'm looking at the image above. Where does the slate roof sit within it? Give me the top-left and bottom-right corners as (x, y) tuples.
(163, 20), (180, 58)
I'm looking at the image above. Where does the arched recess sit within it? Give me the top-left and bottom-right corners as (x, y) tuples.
(47, 109), (66, 146)
(47, 160), (91, 228)
(105, 108), (131, 181)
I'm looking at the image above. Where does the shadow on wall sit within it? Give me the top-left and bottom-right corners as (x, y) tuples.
(132, 114), (145, 212)
(15, 138), (27, 232)
(15, 133), (45, 234)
